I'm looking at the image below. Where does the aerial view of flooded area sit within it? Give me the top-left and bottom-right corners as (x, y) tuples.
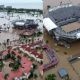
(0, 0), (44, 80)
(43, 0), (80, 80)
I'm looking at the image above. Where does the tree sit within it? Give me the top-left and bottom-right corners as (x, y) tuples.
(28, 69), (34, 79)
(45, 74), (56, 80)
(32, 36), (35, 43)
(30, 57), (35, 61)
(37, 31), (43, 37)
(32, 64), (37, 69)
(4, 73), (9, 80)
(33, 73), (38, 80)
(0, 61), (4, 70)
(4, 54), (10, 60)
(46, 40), (49, 44)
(12, 63), (20, 71)
(12, 60), (21, 71)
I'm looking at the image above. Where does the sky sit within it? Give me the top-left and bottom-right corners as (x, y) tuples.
(0, 0), (43, 9)
(0, 0), (42, 3)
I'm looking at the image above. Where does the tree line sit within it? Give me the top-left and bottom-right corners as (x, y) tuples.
(0, 7), (43, 14)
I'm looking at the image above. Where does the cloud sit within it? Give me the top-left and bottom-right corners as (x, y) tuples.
(0, 0), (43, 4)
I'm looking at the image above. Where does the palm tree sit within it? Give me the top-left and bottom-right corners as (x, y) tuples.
(45, 74), (56, 80)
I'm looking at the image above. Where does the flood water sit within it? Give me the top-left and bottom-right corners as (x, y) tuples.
(44, 29), (80, 56)
(43, 29), (80, 80)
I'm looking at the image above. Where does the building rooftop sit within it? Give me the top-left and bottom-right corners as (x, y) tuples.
(58, 68), (68, 78)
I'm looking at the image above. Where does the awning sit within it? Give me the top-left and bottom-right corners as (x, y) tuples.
(15, 22), (25, 26)
(43, 18), (58, 31)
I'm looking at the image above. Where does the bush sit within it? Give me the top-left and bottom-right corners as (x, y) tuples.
(37, 31), (43, 36)
(29, 57), (35, 61)
(12, 64), (20, 71)
(45, 74), (56, 80)
(9, 62), (14, 67)
(4, 73), (9, 79)
(33, 73), (38, 79)
(32, 64), (37, 69)
(28, 69), (34, 79)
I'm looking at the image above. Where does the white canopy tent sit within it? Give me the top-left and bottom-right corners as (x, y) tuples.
(43, 18), (58, 32)
(15, 22), (25, 26)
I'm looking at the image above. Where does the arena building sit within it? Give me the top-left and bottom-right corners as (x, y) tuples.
(43, 4), (80, 47)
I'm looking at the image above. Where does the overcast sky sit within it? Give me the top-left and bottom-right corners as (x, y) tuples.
(0, 0), (42, 3)
(0, 0), (43, 9)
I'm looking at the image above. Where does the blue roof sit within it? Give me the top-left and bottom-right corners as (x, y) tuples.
(58, 68), (68, 78)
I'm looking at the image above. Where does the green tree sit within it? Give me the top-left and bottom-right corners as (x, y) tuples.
(4, 73), (9, 80)
(45, 74), (56, 80)
(12, 60), (21, 71)
(37, 31), (43, 37)
(28, 69), (34, 79)
(32, 64), (37, 69)
(33, 73), (38, 80)
(45, 40), (49, 44)
(12, 63), (20, 71)
(0, 61), (4, 70)
(32, 36), (35, 43)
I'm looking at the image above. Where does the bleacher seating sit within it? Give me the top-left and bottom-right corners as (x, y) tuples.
(43, 45), (58, 71)
(49, 6), (80, 24)
(57, 18), (77, 26)
(47, 5), (80, 42)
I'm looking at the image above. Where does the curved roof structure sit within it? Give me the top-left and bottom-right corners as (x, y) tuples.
(43, 5), (80, 43)
(43, 18), (58, 31)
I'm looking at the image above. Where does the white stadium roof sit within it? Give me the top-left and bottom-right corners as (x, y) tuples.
(43, 18), (58, 31)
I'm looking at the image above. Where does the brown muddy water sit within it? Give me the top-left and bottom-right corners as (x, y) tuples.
(43, 29), (80, 80)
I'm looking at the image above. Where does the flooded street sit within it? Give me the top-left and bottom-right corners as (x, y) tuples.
(0, 32), (19, 43)
(43, 29), (80, 80)
(44, 29), (80, 56)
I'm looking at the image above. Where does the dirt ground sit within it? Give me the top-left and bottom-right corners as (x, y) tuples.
(62, 22), (80, 32)
(43, 29), (80, 80)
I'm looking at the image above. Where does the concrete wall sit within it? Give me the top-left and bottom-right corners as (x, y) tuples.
(43, 0), (80, 15)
